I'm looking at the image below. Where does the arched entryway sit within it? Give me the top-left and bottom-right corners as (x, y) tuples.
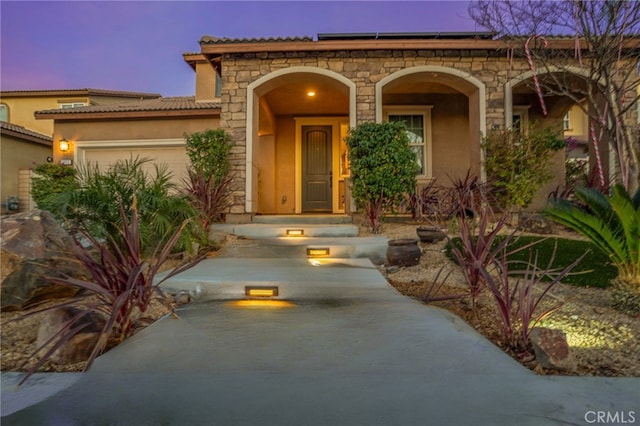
(246, 67), (356, 214)
(504, 68), (607, 208)
(376, 66), (486, 182)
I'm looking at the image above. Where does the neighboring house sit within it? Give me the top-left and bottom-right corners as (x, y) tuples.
(0, 121), (52, 214)
(0, 88), (161, 136)
(36, 96), (220, 183)
(0, 88), (163, 213)
(43, 32), (630, 222)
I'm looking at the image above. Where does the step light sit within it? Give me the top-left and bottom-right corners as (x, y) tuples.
(245, 285), (279, 297)
(228, 300), (295, 309)
(307, 248), (330, 257)
(286, 229), (304, 237)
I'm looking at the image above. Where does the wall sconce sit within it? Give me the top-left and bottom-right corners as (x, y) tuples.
(59, 138), (69, 152)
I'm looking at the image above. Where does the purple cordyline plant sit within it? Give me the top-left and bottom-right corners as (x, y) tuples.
(479, 247), (584, 354)
(20, 196), (203, 385)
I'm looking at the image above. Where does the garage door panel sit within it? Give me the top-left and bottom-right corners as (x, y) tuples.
(82, 147), (190, 183)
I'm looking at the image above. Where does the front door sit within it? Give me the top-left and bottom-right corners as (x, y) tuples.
(302, 125), (332, 212)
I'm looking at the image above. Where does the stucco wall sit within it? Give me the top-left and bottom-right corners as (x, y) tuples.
(274, 116), (296, 214)
(54, 117), (219, 142)
(0, 135), (52, 213)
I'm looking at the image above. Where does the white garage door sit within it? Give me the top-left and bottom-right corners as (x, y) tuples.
(80, 145), (191, 184)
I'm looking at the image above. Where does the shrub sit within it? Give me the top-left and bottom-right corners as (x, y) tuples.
(483, 125), (565, 209)
(546, 185), (640, 313)
(183, 129), (233, 231)
(66, 157), (199, 254)
(442, 190), (582, 353)
(479, 248), (584, 354)
(31, 163), (78, 219)
(345, 121), (419, 233)
(21, 197), (203, 385)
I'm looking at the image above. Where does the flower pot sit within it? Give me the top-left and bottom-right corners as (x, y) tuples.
(416, 226), (446, 243)
(387, 238), (421, 267)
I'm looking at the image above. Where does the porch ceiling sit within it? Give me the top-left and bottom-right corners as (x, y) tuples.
(383, 72), (475, 96)
(263, 80), (349, 115)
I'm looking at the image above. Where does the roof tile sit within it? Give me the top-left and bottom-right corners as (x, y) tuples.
(199, 35), (313, 45)
(0, 121), (52, 143)
(0, 88), (161, 98)
(35, 96), (220, 115)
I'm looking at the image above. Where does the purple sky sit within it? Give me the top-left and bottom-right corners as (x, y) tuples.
(1, 1), (478, 97)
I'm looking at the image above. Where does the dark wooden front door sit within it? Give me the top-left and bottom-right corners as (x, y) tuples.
(302, 126), (332, 212)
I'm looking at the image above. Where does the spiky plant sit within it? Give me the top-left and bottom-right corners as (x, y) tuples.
(21, 196), (203, 385)
(546, 185), (640, 314)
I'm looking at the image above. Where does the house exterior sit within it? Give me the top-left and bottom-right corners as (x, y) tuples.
(35, 96), (220, 184)
(1, 88), (161, 135)
(0, 89), (163, 213)
(0, 122), (52, 214)
(42, 32), (632, 223)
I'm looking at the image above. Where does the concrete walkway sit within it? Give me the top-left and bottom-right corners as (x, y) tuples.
(2, 239), (638, 425)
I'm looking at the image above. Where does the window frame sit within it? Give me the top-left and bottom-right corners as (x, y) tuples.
(512, 106), (530, 135)
(383, 105), (433, 179)
(59, 102), (87, 109)
(0, 103), (8, 122)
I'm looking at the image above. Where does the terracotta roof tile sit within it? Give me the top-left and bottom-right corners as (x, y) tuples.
(199, 35), (313, 45)
(0, 88), (161, 98)
(35, 96), (220, 115)
(0, 121), (52, 144)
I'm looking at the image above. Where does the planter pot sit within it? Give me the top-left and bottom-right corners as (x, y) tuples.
(387, 238), (421, 267)
(416, 226), (446, 243)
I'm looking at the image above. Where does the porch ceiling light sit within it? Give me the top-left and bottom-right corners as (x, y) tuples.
(307, 90), (316, 97)
(58, 138), (69, 152)
(307, 248), (330, 257)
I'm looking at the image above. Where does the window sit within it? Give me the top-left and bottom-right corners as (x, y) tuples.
(385, 106), (433, 177)
(0, 104), (8, 122)
(563, 111), (571, 130)
(215, 71), (222, 98)
(512, 106), (530, 135)
(59, 102), (86, 109)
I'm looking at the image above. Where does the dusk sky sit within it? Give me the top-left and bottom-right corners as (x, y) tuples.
(1, 1), (478, 97)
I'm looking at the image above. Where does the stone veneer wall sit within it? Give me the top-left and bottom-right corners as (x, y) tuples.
(218, 49), (539, 215)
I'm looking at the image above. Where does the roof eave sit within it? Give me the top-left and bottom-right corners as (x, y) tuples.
(34, 108), (221, 121)
(0, 128), (52, 146)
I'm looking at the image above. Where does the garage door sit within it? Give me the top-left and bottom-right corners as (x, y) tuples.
(81, 146), (190, 184)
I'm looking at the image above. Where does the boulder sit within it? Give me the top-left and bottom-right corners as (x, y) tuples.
(530, 327), (576, 372)
(518, 212), (556, 235)
(1, 210), (87, 311)
(36, 306), (105, 365)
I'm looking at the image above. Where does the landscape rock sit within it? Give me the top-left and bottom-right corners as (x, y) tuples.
(1, 210), (87, 311)
(518, 212), (556, 235)
(36, 306), (105, 365)
(530, 327), (576, 372)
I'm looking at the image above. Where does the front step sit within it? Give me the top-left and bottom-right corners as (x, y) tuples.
(216, 236), (388, 263)
(251, 214), (352, 225)
(210, 215), (387, 263)
(211, 223), (359, 239)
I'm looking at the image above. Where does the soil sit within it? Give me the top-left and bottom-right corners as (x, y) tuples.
(1, 222), (638, 377)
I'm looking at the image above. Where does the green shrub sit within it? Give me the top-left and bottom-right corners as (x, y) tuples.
(345, 121), (419, 233)
(546, 185), (640, 313)
(31, 163), (78, 219)
(183, 129), (233, 231)
(483, 125), (565, 208)
(21, 196), (202, 385)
